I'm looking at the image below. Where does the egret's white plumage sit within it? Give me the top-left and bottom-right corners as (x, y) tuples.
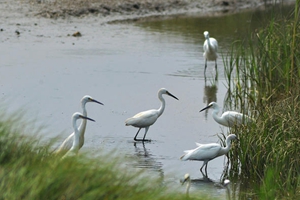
(62, 112), (95, 159)
(125, 88), (179, 141)
(55, 95), (103, 154)
(181, 173), (191, 197)
(203, 31), (218, 74)
(180, 134), (237, 176)
(214, 179), (231, 188)
(223, 179), (230, 186)
(200, 102), (253, 127)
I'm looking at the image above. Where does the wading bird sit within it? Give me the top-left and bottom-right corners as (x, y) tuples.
(62, 112), (95, 159)
(203, 31), (218, 74)
(181, 173), (191, 197)
(125, 88), (179, 142)
(180, 134), (237, 176)
(200, 102), (253, 127)
(214, 179), (231, 188)
(55, 95), (103, 154)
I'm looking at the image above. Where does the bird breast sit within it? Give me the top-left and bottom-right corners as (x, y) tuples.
(203, 38), (218, 60)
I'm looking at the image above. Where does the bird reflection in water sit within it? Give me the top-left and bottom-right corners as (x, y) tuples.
(180, 173), (231, 200)
(131, 142), (164, 181)
(203, 73), (218, 119)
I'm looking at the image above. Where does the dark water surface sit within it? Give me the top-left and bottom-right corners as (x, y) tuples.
(0, 3), (295, 199)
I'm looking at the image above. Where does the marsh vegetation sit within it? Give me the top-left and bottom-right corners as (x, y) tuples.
(1, 1), (299, 199)
(224, 1), (300, 199)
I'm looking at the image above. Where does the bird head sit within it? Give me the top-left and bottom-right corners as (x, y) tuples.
(181, 173), (191, 185)
(159, 88), (179, 100)
(203, 31), (209, 39)
(223, 179), (230, 186)
(73, 112), (96, 122)
(199, 102), (217, 112)
(82, 95), (104, 105)
(227, 134), (237, 141)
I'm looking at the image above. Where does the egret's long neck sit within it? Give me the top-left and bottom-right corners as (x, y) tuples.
(218, 138), (233, 156)
(211, 106), (224, 125)
(78, 101), (87, 133)
(70, 118), (80, 153)
(77, 102), (87, 148)
(206, 37), (213, 51)
(186, 181), (190, 197)
(81, 101), (88, 116)
(158, 94), (166, 117)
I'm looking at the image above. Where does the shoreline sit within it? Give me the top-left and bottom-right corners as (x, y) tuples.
(20, 0), (295, 23)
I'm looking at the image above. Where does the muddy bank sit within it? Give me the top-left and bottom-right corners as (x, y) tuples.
(20, 0), (294, 22)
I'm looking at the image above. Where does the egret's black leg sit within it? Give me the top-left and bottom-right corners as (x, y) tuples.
(205, 162), (208, 177)
(204, 59), (207, 75)
(200, 161), (206, 174)
(215, 60), (217, 72)
(134, 128), (142, 141)
(134, 127), (151, 142)
(142, 127), (151, 142)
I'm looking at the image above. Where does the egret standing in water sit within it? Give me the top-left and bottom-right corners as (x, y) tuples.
(55, 95), (103, 154)
(203, 31), (218, 74)
(125, 88), (179, 142)
(62, 112), (95, 159)
(180, 134), (237, 176)
(200, 102), (253, 127)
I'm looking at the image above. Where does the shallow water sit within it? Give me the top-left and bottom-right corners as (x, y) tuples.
(0, 3), (295, 199)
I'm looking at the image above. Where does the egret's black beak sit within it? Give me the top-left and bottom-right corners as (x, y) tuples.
(92, 99), (104, 106)
(199, 104), (212, 112)
(80, 115), (96, 122)
(181, 174), (190, 185)
(181, 178), (188, 185)
(167, 91), (179, 100)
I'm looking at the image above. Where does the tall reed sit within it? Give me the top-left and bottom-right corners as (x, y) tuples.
(224, 1), (300, 199)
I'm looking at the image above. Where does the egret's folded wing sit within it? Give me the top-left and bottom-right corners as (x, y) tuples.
(180, 143), (220, 161)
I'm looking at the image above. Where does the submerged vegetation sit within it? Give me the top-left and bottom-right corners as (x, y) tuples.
(224, 1), (300, 199)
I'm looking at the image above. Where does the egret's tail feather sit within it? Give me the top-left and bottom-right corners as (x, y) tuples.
(180, 150), (193, 161)
(180, 154), (189, 161)
(180, 154), (186, 160)
(195, 142), (203, 147)
(125, 118), (135, 126)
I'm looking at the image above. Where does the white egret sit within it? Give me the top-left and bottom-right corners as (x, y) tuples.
(223, 179), (230, 187)
(200, 102), (253, 127)
(214, 179), (231, 188)
(181, 173), (191, 197)
(203, 31), (218, 74)
(180, 134), (237, 176)
(125, 88), (179, 142)
(55, 95), (103, 154)
(62, 112), (95, 159)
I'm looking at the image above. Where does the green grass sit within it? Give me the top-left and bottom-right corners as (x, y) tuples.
(223, 1), (300, 199)
(0, 111), (215, 200)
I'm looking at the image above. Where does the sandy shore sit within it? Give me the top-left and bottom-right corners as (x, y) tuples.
(32, 0), (262, 18)
(4, 0), (293, 23)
